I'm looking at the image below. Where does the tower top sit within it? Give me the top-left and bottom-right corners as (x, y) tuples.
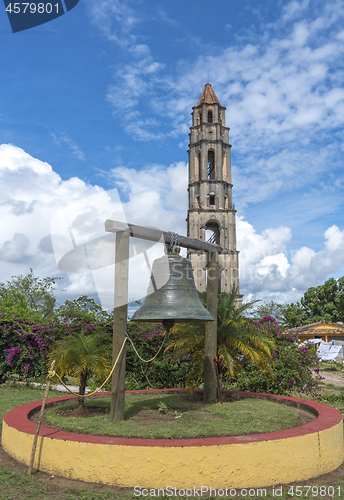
(196, 83), (222, 107)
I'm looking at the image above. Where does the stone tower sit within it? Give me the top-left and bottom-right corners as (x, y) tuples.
(186, 83), (240, 296)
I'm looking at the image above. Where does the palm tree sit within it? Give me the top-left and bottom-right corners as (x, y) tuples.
(165, 287), (275, 389)
(48, 333), (110, 408)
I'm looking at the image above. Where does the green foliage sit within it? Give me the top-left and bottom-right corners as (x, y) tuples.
(0, 313), (60, 382)
(157, 401), (168, 413)
(283, 276), (344, 327)
(0, 288), (113, 385)
(165, 288), (275, 388)
(48, 333), (110, 407)
(314, 393), (344, 403)
(235, 327), (321, 396)
(0, 268), (60, 318)
(0, 271), (62, 382)
(125, 321), (189, 389)
(281, 302), (307, 328)
(250, 300), (287, 324)
(0, 290), (43, 324)
(57, 295), (108, 322)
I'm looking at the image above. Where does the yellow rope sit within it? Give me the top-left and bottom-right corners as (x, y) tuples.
(48, 337), (128, 398)
(48, 331), (168, 397)
(126, 332), (168, 363)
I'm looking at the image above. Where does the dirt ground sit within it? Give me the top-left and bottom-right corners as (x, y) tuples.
(1, 379), (344, 496)
(320, 370), (344, 387)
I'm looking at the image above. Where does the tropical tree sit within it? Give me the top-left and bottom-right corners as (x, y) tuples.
(250, 300), (287, 324)
(283, 277), (344, 327)
(48, 333), (110, 408)
(56, 295), (108, 323)
(0, 268), (61, 318)
(0, 289), (42, 323)
(165, 288), (275, 388)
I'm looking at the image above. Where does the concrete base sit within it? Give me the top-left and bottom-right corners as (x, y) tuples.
(2, 390), (343, 488)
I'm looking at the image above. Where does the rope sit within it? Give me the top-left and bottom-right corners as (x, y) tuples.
(48, 331), (168, 397)
(48, 337), (128, 398)
(126, 331), (168, 363)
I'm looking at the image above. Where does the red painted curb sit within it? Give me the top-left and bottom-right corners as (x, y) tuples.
(3, 390), (342, 448)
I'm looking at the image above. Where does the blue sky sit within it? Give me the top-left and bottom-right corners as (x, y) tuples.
(0, 0), (344, 308)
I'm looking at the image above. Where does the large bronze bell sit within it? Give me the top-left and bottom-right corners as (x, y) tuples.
(131, 248), (214, 331)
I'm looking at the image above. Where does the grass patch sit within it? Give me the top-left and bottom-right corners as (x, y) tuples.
(0, 384), (61, 423)
(0, 466), (122, 499)
(320, 361), (343, 371)
(44, 393), (301, 438)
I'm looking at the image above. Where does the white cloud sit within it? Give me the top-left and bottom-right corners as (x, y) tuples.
(107, 54), (166, 140)
(109, 164), (344, 305)
(282, 0), (310, 22)
(51, 134), (85, 161)
(100, 0), (344, 188)
(0, 144), (106, 301)
(86, 0), (139, 45)
(237, 219), (344, 304)
(0, 145), (186, 307)
(0, 144), (343, 307)
(109, 161), (188, 230)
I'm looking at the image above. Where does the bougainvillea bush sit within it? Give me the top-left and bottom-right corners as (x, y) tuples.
(234, 317), (321, 396)
(0, 314), (60, 382)
(0, 295), (112, 383)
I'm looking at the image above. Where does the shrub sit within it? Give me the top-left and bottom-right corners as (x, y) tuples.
(125, 322), (189, 389)
(0, 314), (59, 381)
(234, 319), (321, 396)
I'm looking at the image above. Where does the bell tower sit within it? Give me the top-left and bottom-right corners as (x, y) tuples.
(186, 83), (240, 296)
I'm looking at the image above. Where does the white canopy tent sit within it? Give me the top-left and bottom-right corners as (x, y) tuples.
(316, 341), (344, 362)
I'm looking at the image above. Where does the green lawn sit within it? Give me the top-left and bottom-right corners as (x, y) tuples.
(44, 393), (300, 438)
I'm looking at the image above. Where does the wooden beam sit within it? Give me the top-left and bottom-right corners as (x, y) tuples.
(105, 220), (223, 253)
(110, 231), (129, 421)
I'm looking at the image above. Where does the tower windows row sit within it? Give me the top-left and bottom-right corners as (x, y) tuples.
(196, 109), (214, 125)
(193, 194), (230, 209)
(194, 149), (228, 181)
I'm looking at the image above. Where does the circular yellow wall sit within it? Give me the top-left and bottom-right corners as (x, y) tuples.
(2, 390), (343, 488)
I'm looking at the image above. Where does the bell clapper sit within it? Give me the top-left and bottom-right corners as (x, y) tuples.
(162, 319), (176, 332)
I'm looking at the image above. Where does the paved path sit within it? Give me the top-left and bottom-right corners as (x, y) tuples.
(30, 382), (89, 393)
(319, 371), (344, 388)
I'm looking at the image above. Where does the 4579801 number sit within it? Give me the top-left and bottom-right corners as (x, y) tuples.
(287, 486), (341, 496)
(5, 3), (59, 14)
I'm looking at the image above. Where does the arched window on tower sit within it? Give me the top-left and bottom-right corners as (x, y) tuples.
(205, 220), (221, 291)
(208, 110), (213, 123)
(222, 152), (227, 181)
(208, 150), (215, 179)
(194, 152), (199, 181)
(205, 221), (220, 244)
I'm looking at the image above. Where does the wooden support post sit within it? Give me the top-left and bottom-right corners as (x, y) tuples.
(203, 251), (218, 403)
(110, 230), (129, 421)
(28, 359), (55, 475)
